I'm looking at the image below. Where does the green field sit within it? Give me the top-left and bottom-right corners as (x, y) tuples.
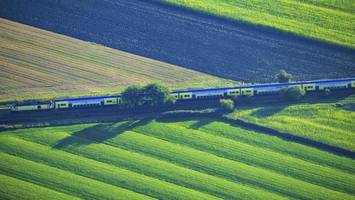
(228, 94), (355, 152)
(1, 116), (354, 199)
(163, 0), (355, 48)
(0, 18), (235, 103)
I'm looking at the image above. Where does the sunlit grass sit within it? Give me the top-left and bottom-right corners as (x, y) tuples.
(163, 0), (355, 48)
(228, 95), (355, 151)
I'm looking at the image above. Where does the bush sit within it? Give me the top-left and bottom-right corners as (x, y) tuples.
(219, 99), (235, 112)
(274, 70), (292, 83)
(280, 86), (305, 101)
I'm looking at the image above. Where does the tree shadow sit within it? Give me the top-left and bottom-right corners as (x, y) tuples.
(53, 119), (151, 149)
(189, 118), (215, 129)
(221, 117), (355, 159)
(250, 106), (286, 118)
(156, 115), (215, 130)
(340, 103), (355, 112)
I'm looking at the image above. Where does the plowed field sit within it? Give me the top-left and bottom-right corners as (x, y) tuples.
(1, 0), (354, 82)
(0, 19), (234, 103)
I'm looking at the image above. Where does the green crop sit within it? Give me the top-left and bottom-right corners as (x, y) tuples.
(163, 0), (355, 48)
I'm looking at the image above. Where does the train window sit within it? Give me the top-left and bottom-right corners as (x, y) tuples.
(184, 95), (190, 97)
(37, 105), (41, 109)
(107, 100), (113, 103)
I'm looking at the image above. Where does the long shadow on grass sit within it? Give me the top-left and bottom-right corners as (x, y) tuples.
(156, 105), (355, 159)
(221, 117), (355, 159)
(249, 106), (286, 118)
(156, 116), (217, 129)
(54, 119), (151, 148)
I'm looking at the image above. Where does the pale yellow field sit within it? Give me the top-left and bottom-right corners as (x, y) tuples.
(0, 18), (236, 103)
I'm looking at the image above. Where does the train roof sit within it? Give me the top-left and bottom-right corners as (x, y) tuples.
(55, 95), (121, 102)
(171, 77), (355, 93)
(12, 100), (51, 106)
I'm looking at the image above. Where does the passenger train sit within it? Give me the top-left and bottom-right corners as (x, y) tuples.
(10, 77), (355, 111)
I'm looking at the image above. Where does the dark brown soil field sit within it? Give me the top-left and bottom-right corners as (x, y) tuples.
(0, 0), (354, 82)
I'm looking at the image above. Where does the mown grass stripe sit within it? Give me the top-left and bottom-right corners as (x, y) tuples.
(102, 129), (353, 200)
(12, 128), (284, 200)
(177, 119), (355, 174)
(135, 121), (355, 195)
(0, 152), (152, 200)
(0, 136), (221, 200)
(0, 173), (80, 200)
(228, 102), (355, 151)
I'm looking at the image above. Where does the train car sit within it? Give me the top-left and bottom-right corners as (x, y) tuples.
(171, 87), (228, 100)
(302, 83), (316, 91)
(54, 95), (121, 109)
(10, 101), (53, 112)
(240, 87), (254, 96)
(351, 80), (355, 88)
(252, 83), (290, 96)
(178, 92), (193, 100)
(314, 79), (352, 91)
(226, 88), (240, 96)
(194, 89), (226, 99)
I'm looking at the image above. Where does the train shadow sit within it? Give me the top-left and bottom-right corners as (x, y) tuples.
(53, 119), (151, 148)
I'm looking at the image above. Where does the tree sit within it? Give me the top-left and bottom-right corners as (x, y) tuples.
(280, 86), (305, 101)
(219, 99), (235, 112)
(274, 70), (292, 83)
(142, 83), (170, 107)
(121, 83), (171, 109)
(121, 85), (143, 109)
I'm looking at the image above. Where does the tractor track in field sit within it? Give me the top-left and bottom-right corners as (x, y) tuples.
(1, 0), (354, 82)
